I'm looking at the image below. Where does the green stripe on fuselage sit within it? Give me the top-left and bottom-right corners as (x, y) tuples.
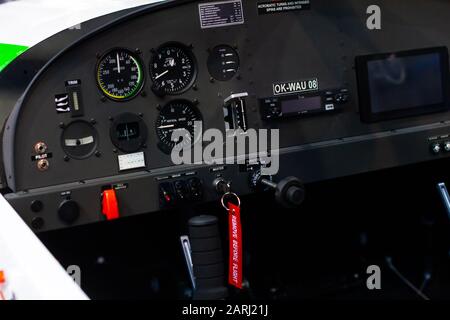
(0, 43), (29, 72)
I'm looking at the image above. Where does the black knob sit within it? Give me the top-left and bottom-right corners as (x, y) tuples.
(252, 170), (305, 208)
(30, 200), (43, 213)
(285, 184), (305, 207)
(274, 176), (305, 208)
(58, 200), (80, 224)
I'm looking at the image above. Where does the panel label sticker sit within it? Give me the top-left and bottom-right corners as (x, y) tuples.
(31, 153), (53, 162)
(257, 0), (311, 15)
(118, 152), (146, 171)
(272, 78), (319, 96)
(55, 94), (70, 113)
(199, 0), (244, 29)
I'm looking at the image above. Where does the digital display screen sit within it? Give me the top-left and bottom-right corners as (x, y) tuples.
(281, 96), (322, 114)
(117, 122), (140, 140)
(355, 47), (449, 122)
(368, 53), (443, 113)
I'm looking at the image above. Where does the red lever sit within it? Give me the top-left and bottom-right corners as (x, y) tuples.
(102, 189), (120, 220)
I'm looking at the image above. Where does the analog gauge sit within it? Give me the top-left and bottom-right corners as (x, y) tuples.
(61, 121), (98, 159)
(207, 45), (240, 81)
(150, 42), (197, 95)
(96, 48), (144, 101)
(156, 100), (202, 154)
(110, 113), (148, 153)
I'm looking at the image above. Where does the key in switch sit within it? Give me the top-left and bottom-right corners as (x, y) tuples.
(102, 189), (120, 220)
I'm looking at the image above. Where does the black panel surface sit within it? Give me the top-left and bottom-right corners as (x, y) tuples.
(2, 0), (450, 231)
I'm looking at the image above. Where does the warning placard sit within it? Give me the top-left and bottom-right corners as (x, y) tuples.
(257, 0), (311, 15)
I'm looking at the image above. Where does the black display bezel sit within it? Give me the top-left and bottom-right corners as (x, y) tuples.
(149, 42), (198, 96)
(110, 112), (148, 153)
(95, 47), (146, 102)
(155, 99), (203, 154)
(355, 46), (450, 123)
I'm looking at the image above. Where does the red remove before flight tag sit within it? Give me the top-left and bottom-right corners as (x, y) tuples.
(228, 202), (243, 289)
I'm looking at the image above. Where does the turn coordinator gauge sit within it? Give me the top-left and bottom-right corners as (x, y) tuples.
(110, 113), (148, 153)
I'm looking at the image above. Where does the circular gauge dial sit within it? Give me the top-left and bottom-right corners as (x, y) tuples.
(156, 100), (202, 153)
(97, 48), (144, 101)
(61, 121), (98, 159)
(207, 45), (240, 81)
(150, 43), (197, 95)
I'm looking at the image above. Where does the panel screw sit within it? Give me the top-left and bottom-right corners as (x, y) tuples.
(64, 155), (70, 162)
(95, 151), (101, 157)
(90, 118), (97, 125)
(59, 122), (65, 129)
(31, 217), (44, 230)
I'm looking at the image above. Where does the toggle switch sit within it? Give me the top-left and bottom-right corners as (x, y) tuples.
(159, 182), (176, 208)
(101, 189), (120, 220)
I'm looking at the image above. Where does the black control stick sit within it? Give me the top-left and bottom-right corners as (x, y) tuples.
(188, 215), (228, 300)
(251, 170), (305, 208)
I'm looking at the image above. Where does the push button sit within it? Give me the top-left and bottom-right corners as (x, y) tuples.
(102, 189), (120, 220)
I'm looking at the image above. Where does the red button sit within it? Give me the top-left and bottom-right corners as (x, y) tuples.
(0, 271), (5, 284)
(102, 189), (119, 220)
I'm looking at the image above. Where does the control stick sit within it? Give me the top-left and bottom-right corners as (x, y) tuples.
(250, 170), (305, 208)
(187, 215), (228, 300)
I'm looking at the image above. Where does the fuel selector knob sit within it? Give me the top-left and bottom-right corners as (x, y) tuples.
(58, 200), (80, 225)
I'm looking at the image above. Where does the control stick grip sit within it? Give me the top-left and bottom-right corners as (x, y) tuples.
(188, 215), (228, 300)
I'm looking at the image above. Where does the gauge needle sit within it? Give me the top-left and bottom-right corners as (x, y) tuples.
(158, 124), (175, 129)
(117, 53), (121, 74)
(155, 70), (169, 80)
